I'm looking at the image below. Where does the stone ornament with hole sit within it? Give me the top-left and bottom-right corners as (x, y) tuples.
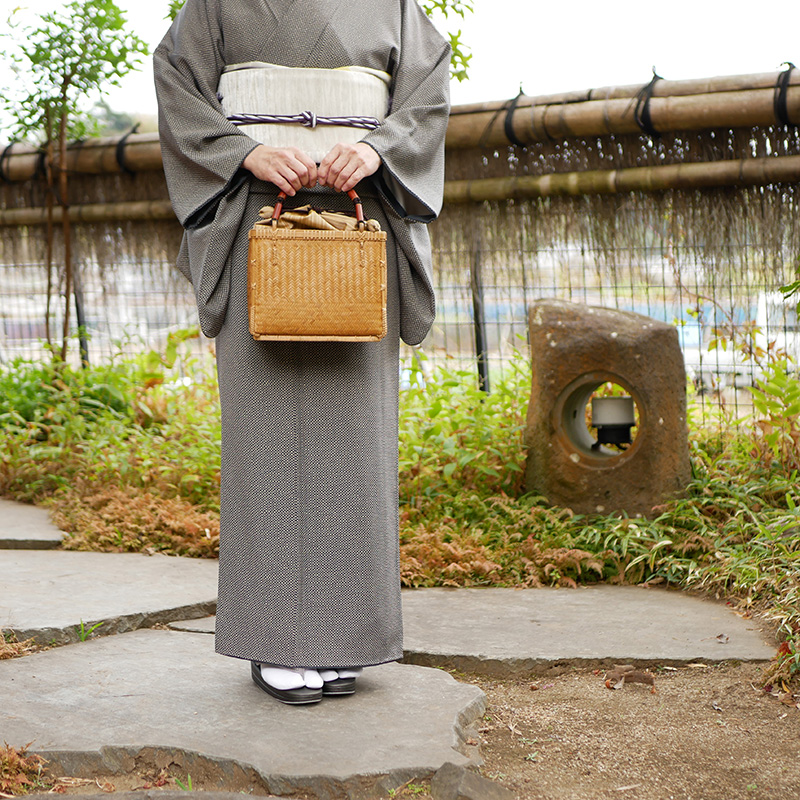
(524, 299), (691, 518)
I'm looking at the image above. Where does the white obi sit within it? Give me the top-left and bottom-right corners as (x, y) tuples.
(218, 62), (391, 163)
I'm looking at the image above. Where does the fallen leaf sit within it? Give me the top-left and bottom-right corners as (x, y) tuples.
(716, 633), (730, 644)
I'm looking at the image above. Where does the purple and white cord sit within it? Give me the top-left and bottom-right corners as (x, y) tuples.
(227, 110), (380, 130)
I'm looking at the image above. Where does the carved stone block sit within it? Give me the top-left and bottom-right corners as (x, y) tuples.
(524, 299), (691, 517)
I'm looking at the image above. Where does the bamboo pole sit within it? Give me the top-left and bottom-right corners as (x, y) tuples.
(446, 86), (800, 149)
(1, 71), (799, 178)
(1, 133), (163, 181)
(2, 155), (798, 226)
(450, 69), (800, 115)
(443, 154), (800, 204)
(0, 199), (175, 226)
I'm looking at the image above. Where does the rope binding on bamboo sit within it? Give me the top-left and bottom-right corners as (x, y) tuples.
(116, 122), (141, 176)
(503, 87), (528, 148)
(634, 69), (663, 138)
(0, 142), (16, 183)
(775, 63), (797, 127)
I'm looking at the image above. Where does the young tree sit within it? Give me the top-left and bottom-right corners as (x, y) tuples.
(3, 0), (149, 362)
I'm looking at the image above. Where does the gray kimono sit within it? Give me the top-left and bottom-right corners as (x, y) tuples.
(154, 0), (450, 668)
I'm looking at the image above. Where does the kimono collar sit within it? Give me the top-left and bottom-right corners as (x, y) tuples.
(258, 0), (348, 67)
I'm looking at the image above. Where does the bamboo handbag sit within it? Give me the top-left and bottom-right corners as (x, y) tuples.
(248, 189), (387, 342)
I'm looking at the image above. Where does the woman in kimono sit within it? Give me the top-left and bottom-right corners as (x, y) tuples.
(154, 0), (450, 705)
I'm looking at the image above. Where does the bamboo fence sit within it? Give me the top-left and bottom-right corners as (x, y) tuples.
(0, 69), (798, 228)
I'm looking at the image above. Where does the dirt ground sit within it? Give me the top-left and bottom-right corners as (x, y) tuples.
(464, 661), (800, 800)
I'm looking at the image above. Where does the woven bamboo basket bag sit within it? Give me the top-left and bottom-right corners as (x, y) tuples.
(248, 189), (388, 342)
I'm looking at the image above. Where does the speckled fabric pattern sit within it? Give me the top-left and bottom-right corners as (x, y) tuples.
(213, 188), (402, 666)
(154, 0), (449, 667)
(154, 0), (451, 344)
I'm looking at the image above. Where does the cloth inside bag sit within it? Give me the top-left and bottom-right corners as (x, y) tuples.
(256, 204), (383, 232)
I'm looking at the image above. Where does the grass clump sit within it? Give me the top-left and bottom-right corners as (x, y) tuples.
(0, 631), (39, 660)
(0, 743), (50, 796)
(3, 341), (800, 688)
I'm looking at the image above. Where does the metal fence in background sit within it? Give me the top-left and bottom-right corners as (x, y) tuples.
(1, 219), (797, 428)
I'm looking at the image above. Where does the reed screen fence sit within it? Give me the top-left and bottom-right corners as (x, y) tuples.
(2, 71), (800, 427)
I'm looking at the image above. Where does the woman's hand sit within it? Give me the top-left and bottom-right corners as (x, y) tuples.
(318, 142), (381, 192)
(242, 144), (318, 196)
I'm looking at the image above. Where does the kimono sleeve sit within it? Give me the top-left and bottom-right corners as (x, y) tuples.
(153, 0), (259, 229)
(361, 0), (451, 222)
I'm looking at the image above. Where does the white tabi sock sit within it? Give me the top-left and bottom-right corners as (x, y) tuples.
(260, 664), (305, 691)
(319, 668), (364, 681)
(338, 667), (363, 679)
(301, 668), (323, 689)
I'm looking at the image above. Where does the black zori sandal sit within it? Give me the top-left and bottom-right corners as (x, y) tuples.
(250, 661), (323, 705)
(322, 675), (357, 696)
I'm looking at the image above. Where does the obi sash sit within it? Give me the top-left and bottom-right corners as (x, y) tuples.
(217, 62), (391, 163)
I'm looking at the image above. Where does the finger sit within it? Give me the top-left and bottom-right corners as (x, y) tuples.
(333, 162), (359, 192)
(298, 153), (319, 187)
(272, 174), (296, 196)
(339, 166), (363, 193)
(272, 166), (303, 196)
(285, 147), (318, 187)
(333, 152), (366, 191)
(316, 147), (339, 185)
(320, 152), (351, 189)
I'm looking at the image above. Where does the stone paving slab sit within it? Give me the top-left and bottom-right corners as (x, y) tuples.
(1, 550), (218, 645)
(0, 499), (63, 549)
(1, 629), (485, 799)
(169, 585), (775, 675)
(168, 616), (216, 634)
(401, 586), (776, 674)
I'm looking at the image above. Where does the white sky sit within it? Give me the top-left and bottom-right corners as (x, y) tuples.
(2, 0), (800, 116)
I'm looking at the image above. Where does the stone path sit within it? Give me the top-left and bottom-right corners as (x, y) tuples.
(2, 550), (217, 645)
(0, 500), (778, 799)
(167, 587), (775, 672)
(0, 498), (63, 549)
(401, 585), (774, 672)
(1, 630), (484, 798)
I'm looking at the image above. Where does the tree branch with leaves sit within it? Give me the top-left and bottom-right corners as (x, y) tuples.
(2, 0), (149, 362)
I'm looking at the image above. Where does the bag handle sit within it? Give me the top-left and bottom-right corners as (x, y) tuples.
(272, 188), (365, 229)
